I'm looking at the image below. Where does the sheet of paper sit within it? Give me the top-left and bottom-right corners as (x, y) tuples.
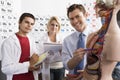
(44, 43), (62, 52)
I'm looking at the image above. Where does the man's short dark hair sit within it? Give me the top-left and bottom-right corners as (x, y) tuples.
(19, 13), (35, 23)
(67, 4), (86, 18)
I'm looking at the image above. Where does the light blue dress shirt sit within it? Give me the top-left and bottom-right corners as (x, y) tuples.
(62, 26), (92, 74)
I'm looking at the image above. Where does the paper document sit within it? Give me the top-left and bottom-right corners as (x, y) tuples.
(34, 52), (48, 67)
(44, 43), (62, 52)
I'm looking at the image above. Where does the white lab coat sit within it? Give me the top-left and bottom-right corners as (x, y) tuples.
(1, 34), (39, 80)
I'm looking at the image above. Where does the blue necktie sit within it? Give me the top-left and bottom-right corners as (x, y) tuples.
(74, 33), (85, 74)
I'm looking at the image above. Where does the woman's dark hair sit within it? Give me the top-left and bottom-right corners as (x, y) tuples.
(19, 13), (35, 23)
(67, 4), (86, 18)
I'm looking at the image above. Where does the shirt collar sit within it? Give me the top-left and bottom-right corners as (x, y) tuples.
(76, 26), (90, 38)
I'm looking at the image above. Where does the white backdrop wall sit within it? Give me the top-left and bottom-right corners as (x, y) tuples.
(0, 0), (21, 60)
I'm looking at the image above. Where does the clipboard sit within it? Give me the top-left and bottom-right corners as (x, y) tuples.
(34, 52), (48, 67)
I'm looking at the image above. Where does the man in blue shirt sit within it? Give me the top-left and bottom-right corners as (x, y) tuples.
(62, 4), (92, 79)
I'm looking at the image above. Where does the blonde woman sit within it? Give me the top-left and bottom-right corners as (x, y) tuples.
(43, 16), (65, 80)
